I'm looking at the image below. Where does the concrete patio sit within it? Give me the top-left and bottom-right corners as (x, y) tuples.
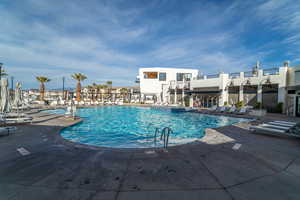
(0, 111), (300, 200)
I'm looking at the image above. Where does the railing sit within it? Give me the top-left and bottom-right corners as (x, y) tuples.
(153, 127), (173, 149)
(229, 72), (240, 79)
(206, 74), (219, 79)
(263, 68), (279, 76)
(244, 71), (256, 77)
(194, 75), (204, 80)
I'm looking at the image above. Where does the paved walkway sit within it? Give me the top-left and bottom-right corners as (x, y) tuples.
(0, 112), (299, 200)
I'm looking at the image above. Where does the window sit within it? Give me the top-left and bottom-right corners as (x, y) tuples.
(159, 72), (166, 81)
(176, 73), (192, 81)
(288, 90), (296, 94)
(295, 71), (300, 84)
(143, 72), (158, 79)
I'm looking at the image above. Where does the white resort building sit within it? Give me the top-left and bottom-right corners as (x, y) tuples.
(136, 67), (198, 104)
(136, 61), (300, 117)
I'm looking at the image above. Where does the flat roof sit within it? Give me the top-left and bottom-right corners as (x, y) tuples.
(139, 67), (198, 71)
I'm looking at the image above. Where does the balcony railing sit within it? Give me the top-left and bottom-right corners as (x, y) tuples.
(263, 68), (279, 76)
(244, 71), (256, 77)
(229, 72), (240, 79)
(194, 75), (205, 80)
(206, 74), (219, 79)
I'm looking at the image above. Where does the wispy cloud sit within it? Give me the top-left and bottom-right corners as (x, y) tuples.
(0, 0), (299, 89)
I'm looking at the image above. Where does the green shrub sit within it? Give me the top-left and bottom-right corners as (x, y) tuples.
(224, 101), (228, 106)
(184, 96), (190, 107)
(276, 102), (283, 113)
(254, 102), (262, 109)
(236, 101), (244, 108)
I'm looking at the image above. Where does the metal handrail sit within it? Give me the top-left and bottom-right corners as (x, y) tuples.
(153, 126), (173, 149)
(160, 127), (173, 149)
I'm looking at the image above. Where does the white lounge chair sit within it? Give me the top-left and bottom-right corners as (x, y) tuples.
(250, 122), (300, 138)
(3, 117), (33, 124)
(227, 106), (236, 113)
(268, 122), (295, 127)
(261, 123), (291, 131)
(236, 107), (247, 115)
(219, 106), (227, 112)
(273, 121), (297, 125)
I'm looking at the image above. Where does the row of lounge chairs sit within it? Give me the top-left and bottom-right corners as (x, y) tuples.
(207, 106), (248, 115)
(250, 120), (300, 138)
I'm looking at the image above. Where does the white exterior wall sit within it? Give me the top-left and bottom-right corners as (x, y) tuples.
(190, 66), (289, 107)
(139, 67), (198, 95)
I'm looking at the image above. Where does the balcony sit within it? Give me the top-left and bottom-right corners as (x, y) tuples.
(229, 72), (240, 79)
(206, 74), (219, 79)
(263, 68), (279, 76)
(244, 71), (256, 78)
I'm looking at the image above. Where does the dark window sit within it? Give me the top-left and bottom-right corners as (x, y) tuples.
(288, 90), (296, 94)
(159, 72), (166, 81)
(176, 73), (192, 81)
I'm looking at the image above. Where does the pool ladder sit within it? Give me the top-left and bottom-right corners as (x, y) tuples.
(154, 127), (173, 149)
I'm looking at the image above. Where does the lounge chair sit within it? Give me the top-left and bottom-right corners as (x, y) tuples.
(273, 121), (297, 125)
(260, 123), (291, 131)
(250, 122), (300, 138)
(218, 106), (227, 113)
(209, 105), (218, 112)
(3, 117), (33, 124)
(267, 122), (295, 127)
(236, 107), (247, 115)
(227, 106), (236, 113)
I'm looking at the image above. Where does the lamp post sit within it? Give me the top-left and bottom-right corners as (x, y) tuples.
(62, 76), (65, 100)
(0, 62), (3, 81)
(0, 63), (3, 98)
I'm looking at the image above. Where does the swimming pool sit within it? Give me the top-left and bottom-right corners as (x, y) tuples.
(59, 106), (248, 148)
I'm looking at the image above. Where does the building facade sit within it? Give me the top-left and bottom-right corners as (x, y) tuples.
(137, 67), (199, 104)
(286, 66), (300, 116)
(136, 62), (300, 116)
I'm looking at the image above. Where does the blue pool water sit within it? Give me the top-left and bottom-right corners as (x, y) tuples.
(56, 106), (248, 148)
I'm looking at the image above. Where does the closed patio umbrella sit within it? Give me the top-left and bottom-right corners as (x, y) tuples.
(14, 82), (22, 107)
(0, 78), (11, 113)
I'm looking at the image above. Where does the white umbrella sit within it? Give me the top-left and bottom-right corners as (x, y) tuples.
(14, 82), (22, 107)
(0, 78), (11, 113)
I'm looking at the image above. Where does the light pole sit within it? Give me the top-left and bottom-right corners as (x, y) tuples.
(0, 62), (3, 98)
(62, 76), (65, 100)
(0, 62), (3, 81)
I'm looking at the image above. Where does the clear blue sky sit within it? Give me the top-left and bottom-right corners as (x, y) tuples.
(0, 0), (299, 89)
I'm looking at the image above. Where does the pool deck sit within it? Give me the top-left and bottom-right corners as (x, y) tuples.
(0, 110), (300, 200)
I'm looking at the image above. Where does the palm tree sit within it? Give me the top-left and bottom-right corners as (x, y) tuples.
(0, 69), (8, 77)
(106, 81), (112, 100)
(36, 76), (51, 101)
(120, 88), (128, 102)
(71, 73), (87, 102)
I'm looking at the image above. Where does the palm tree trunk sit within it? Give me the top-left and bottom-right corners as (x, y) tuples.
(40, 83), (45, 101)
(76, 81), (81, 102)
